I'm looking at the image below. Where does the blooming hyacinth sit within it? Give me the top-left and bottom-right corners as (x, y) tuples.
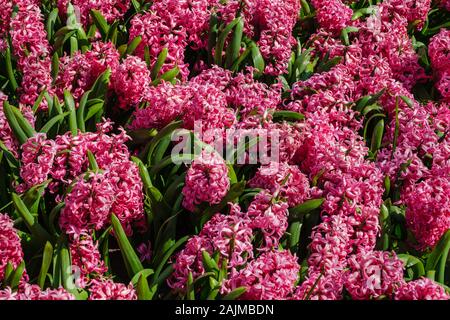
(111, 55), (151, 109)
(402, 177), (450, 250)
(249, 162), (311, 207)
(312, 0), (353, 34)
(428, 29), (450, 102)
(18, 133), (57, 192)
(395, 278), (450, 300)
(182, 151), (230, 212)
(223, 250), (299, 300)
(344, 251), (404, 300)
(168, 212), (254, 290)
(0, 284), (74, 300)
(69, 233), (108, 288)
(0, 213), (24, 281)
(246, 192), (289, 250)
(88, 279), (137, 300)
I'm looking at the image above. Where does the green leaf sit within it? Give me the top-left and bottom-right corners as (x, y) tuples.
(46, 8), (59, 41)
(76, 90), (90, 133)
(215, 18), (242, 66)
(86, 150), (99, 171)
(12, 193), (51, 243)
(250, 42), (265, 74)
(111, 213), (144, 277)
(5, 46), (18, 92)
(126, 36), (142, 56)
(202, 251), (219, 273)
(225, 17), (244, 69)
(89, 68), (111, 100)
(151, 48), (168, 80)
(222, 287), (246, 300)
(207, 14), (219, 65)
(11, 105), (36, 138)
(3, 101), (28, 144)
(40, 112), (70, 134)
(289, 198), (324, 221)
(63, 90), (78, 136)
(38, 241), (54, 288)
(131, 269), (155, 286)
(90, 9), (110, 39)
(152, 66), (180, 85)
(186, 272), (195, 300)
(398, 254), (425, 279)
(137, 273), (152, 300)
(272, 110), (305, 122)
(425, 229), (450, 284)
(317, 56), (342, 73)
(8, 261), (25, 289)
(370, 119), (384, 154)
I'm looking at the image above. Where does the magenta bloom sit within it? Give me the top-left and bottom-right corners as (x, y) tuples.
(69, 233), (108, 288)
(88, 279), (137, 300)
(293, 270), (344, 300)
(249, 162), (310, 207)
(182, 151), (230, 212)
(19, 133), (57, 192)
(0, 284), (74, 300)
(312, 0), (353, 34)
(111, 55), (151, 109)
(246, 191), (289, 250)
(169, 212), (253, 291)
(344, 251), (404, 300)
(395, 278), (450, 300)
(223, 250), (299, 300)
(0, 213), (24, 281)
(403, 177), (450, 250)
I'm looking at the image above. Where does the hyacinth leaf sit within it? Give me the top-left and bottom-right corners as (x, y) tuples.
(60, 241), (75, 292)
(370, 118), (384, 154)
(151, 47), (168, 80)
(152, 66), (180, 86)
(363, 113), (385, 142)
(5, 46), (18, 92)
(225, 17), (244, 69)
(392, 97), (400, 153)
(89, 68), (111, 100)
(126, 36), (142, 56)
(106, 21), (119, 45)
(131, 269), (155, 286)
(362, 104), (382, 116)
(137, 273), (152, 300)
(76, 90), (91, 133)
(12, 193), (52, 243)
(400, 95), (414, 108)
(222, 287), (246, 300)
(289, 221), (302, 253)
(352, 7), (376, 20)
(425, 229), (450, 284)
(152, 235), (189, 284)
(3, 101), (28, 144)
(46, 8), (59, 41)
(132, 156), (153, 190)
(377, 203), (390, 251)
(86, 150), (99, 171)
(341, 26), (359, 46)
(289, 198), (325, 222)
(227, 164), (238, 185)
(23, 180), (50, 217)
(69, 36), (78, 56)
(10, 105), (36, 138)
(63, 90), (78, 136)
(90, 10), (110, 39)
(215, 18), (242, 66)
(6, 261), (25, 290)
(38, 241), (54, 289)
(152, 135), (172, 165)
(131, 0), (141, 12)
(250, 42), (265, 74)
(272, 111), (305, 122)
(84, 102), (104, 122)
(150, 154), (194, 177)
(208, 13), (219, 65)
(3, 262), (14, 285)
(398, 254), (425, 280)
(32, 89), (47, 113)
(40, 112), (70, 134)
(230, 44), (251, 72)
(317, 56), (342, 73)
(111, 213), (144, 277)
(202, 251), (219, 274)
(146, 120), (183, 165)
(300, 0), (311, 15)
(186, 272), (195, 300)
(0, 140), (19, 169)
(144, 46), (151, 67)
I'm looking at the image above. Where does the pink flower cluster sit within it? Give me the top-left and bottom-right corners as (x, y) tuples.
(429, 29), (450, 102)
(182, 151), (230, 212)
(0, 213), (24, 281)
